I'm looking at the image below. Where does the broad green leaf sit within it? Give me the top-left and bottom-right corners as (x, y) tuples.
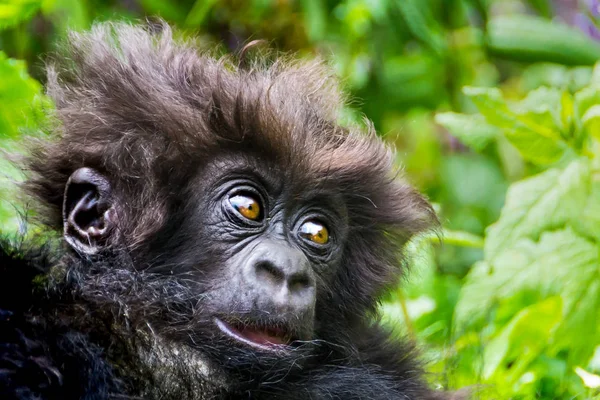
(487, 15), (600, 66)
(456, 228), (600, 346)
(484, 159), (591, 261)
(483, 297), (562, 379)
(514, 86), (563, 132)
(435, 112), (500, 151)
(552, 278), (600, 363)
(464, 86), (570, 165)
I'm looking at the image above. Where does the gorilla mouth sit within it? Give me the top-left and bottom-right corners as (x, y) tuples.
(214, 318), (294, 351)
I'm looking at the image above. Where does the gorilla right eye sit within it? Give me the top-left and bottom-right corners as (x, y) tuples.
(299, 220), (329, 245)
(229, 193), (262, 221)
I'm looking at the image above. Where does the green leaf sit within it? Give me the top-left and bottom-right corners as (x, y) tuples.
(464, 86), (570, 165)
(184, 0), (218, 28)
(395, 0), (446, 56)
(574, 85), (600, 141)
(0, 52), (47, 232)
(571, 181), (600, 244)
(484, 160), (591, 261)
(487, 15), (600, 66)
(457, 228), (600, 349)
(483, 297), (562, 379)
(0, 139), (26, 233)
(301, 0), (327, 42)
(0, 52), (47, 139)
(45, 0), (89, 31)
(560, 91), (574, 135)
(514, 86), (563, 131)
(0, 0), (42, 29)
(581, 104), (600, 141)
(435, 112), (500, 151)
(524, 0), (552, 18)
(552, 277), (600, 363)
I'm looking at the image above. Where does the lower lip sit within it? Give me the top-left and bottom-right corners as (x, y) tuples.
(214, 318), (289, 352)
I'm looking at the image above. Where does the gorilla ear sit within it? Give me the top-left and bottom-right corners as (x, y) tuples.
(62, 168), (117, 255)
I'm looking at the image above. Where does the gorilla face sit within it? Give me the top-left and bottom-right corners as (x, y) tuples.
(62, 153), (349, 357)
(179, 155), (348, 352)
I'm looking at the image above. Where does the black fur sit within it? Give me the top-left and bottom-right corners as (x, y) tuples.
(0, 21), (458, 399)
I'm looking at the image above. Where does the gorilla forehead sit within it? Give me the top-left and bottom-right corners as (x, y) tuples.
(194, 152), (350, 209)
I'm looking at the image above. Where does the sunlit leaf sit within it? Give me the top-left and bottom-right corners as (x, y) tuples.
(435, 112), (500, 151)
(464, 86), (571, 165)
(458, 227), (600, 352)
(483, 297), (562, 379)
(484, 159), (591, 261)
(575, 367), (600, 389)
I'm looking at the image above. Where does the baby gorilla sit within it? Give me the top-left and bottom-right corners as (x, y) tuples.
(0, 22), (453, 399)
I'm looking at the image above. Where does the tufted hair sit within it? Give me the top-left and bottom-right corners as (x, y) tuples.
(24, 21), (437, 316)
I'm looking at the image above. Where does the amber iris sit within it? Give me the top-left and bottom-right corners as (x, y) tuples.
(299, 221), (329, 244)
(229, 194), (261, 221)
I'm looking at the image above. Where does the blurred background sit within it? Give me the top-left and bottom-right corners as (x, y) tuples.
(2, 0), (600, 398)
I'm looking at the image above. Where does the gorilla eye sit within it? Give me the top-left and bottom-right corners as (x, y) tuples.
(229, 194), (262, 221)
(299, 221), (329, 245)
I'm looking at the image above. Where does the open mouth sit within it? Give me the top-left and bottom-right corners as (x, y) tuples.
(214, 318), (294, 351)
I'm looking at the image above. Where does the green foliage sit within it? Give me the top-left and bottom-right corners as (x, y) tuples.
(433, 62), (600, 398)
(0, 0), (43, 29)
(487, 15), (600, 66)
(0, 48), (48, 233)
(3, 0), (600, 398)
(0, 51), (45, 138)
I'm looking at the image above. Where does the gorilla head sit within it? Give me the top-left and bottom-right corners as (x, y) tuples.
(0, 21), (452, 400)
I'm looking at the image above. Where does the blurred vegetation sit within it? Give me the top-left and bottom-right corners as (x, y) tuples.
(2, 0), (600, 398)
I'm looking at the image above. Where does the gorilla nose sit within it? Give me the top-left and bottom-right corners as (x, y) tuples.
(246, 240), (315, 298)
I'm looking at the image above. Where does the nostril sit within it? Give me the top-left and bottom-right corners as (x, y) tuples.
(288, 274), (313, 293)
(255, 261), (285, 285)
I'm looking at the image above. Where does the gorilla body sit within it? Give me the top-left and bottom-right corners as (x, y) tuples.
(0, 22), (452, 399)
